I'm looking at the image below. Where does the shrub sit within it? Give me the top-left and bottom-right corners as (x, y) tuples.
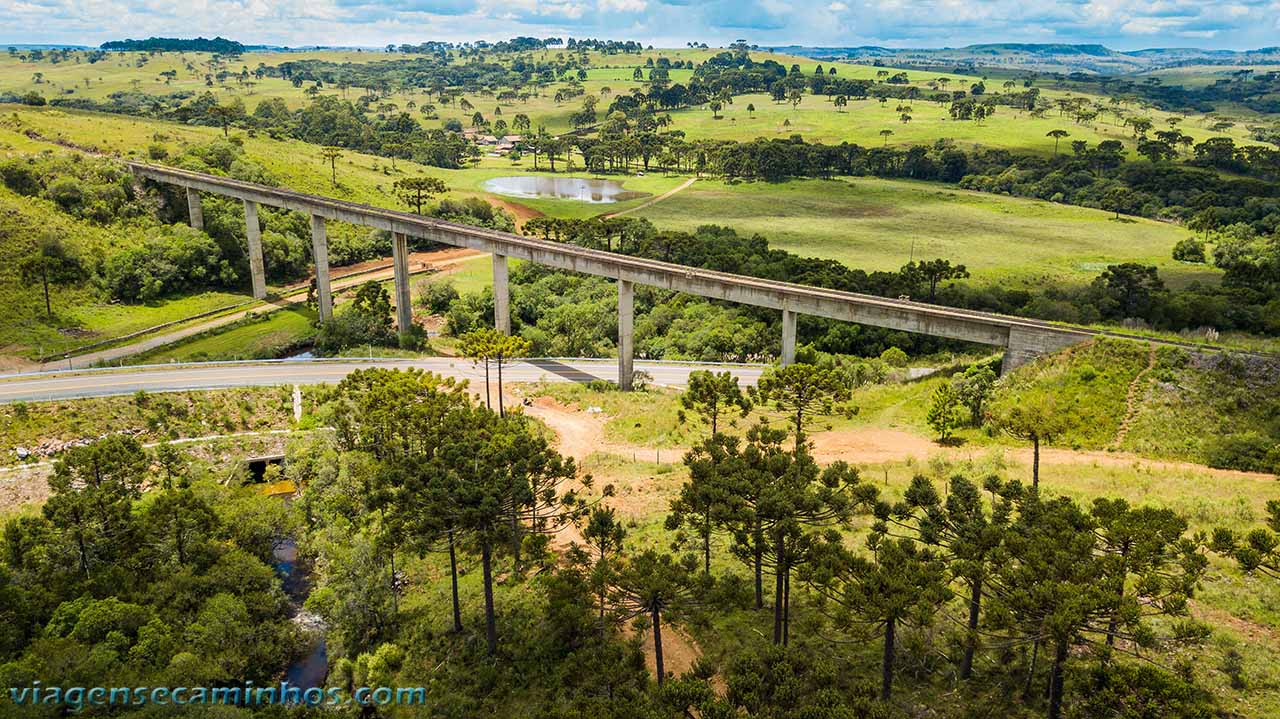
(102, 226), (226, 301)
(313, 310), (397, 355)
(415, 277), (459, 314)
(1205, 432), (1279, 473)
(0, 159), (41, 196)
(432, 197), (515, 232)
(444, 288), (493, 336)
(45, 177), (85, 212)
(313, 281), (398, 355)
(1172, 237), (1206, 263)
(879, 346), (909, 367)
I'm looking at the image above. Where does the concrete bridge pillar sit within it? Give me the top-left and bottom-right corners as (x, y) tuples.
(493, 253), (510, 334)
(618, 279), (634, 390)
(242, 200), (267, 300)
(186, 188), (204, 231)
(781, 308), (797, 366)
(310, 214), (333, 322)
(392, 232), (413, 333)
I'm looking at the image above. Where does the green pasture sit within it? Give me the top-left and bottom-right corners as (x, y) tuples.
(1, 48), (1263, 152)
(630, 175), (1208, 285)
(664, 91), (1258, 153)
(132, 304), (317, 363)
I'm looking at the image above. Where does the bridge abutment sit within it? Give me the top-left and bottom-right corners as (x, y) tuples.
(1002, 325), (1089, 375)
(243, 200), (267, 300)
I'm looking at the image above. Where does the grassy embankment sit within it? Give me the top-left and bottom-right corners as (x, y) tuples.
(0, 385), (306, 455)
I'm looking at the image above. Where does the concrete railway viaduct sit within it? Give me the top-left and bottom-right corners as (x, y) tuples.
(130, 162), (1097, 388)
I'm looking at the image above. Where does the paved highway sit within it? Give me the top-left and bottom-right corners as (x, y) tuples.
(0, 358), (766, 403)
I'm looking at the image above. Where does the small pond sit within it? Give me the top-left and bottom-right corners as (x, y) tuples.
(482, 176), (647, 203)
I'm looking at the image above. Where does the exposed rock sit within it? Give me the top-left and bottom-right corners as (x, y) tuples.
(9, 428), (145, 462)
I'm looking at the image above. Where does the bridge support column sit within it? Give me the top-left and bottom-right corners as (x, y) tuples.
(392, 232), (413, 333)
(781, 308), (797, 366)
(243, 200), (267, 300)
(493, 253), (510, 334)
(618, 279), (634, 391)
(186, 188), (204, 231)
(310, 214), (333, 322)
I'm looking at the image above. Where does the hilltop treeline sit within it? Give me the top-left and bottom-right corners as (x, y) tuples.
(393, 37), (643, 55)
(99, 36), (245, 55)
(268, 54), (587, 92)
(1071, 69), (1280, 114)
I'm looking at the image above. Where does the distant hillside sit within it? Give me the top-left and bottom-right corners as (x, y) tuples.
(100, 36), (244, 54)
(992, 338), (1280, 473)
(0, 44), (90, 50)
(772, 43), (1280, 75)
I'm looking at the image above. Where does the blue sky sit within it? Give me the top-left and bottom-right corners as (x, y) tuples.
(3, 0), (1279, 50)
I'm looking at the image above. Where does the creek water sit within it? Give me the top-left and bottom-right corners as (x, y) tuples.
(482, 175), (645, 203)
(273, 537), (328, 689)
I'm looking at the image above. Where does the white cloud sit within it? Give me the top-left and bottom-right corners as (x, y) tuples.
(0, 0), (1276, 50)
(599, 0), (646, 11)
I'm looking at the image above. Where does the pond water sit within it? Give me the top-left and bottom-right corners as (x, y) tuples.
(482, 175), (646, 203)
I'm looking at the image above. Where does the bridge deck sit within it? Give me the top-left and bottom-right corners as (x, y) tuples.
(128, 161), (1093, 354)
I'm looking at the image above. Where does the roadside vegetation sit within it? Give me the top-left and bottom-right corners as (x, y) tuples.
(1, 386), (304, 458)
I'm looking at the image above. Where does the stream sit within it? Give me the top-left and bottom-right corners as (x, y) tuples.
(273, 537), (329, 689)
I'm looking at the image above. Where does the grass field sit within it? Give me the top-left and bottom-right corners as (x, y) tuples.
(0, 47), (1264, 153)
(630, 175), (1210, 285)
(132, 304), (318, 363)
(537, 338), (1280, 470)
(662, 90), (1257, 153)
(433, 254), (500, 296)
